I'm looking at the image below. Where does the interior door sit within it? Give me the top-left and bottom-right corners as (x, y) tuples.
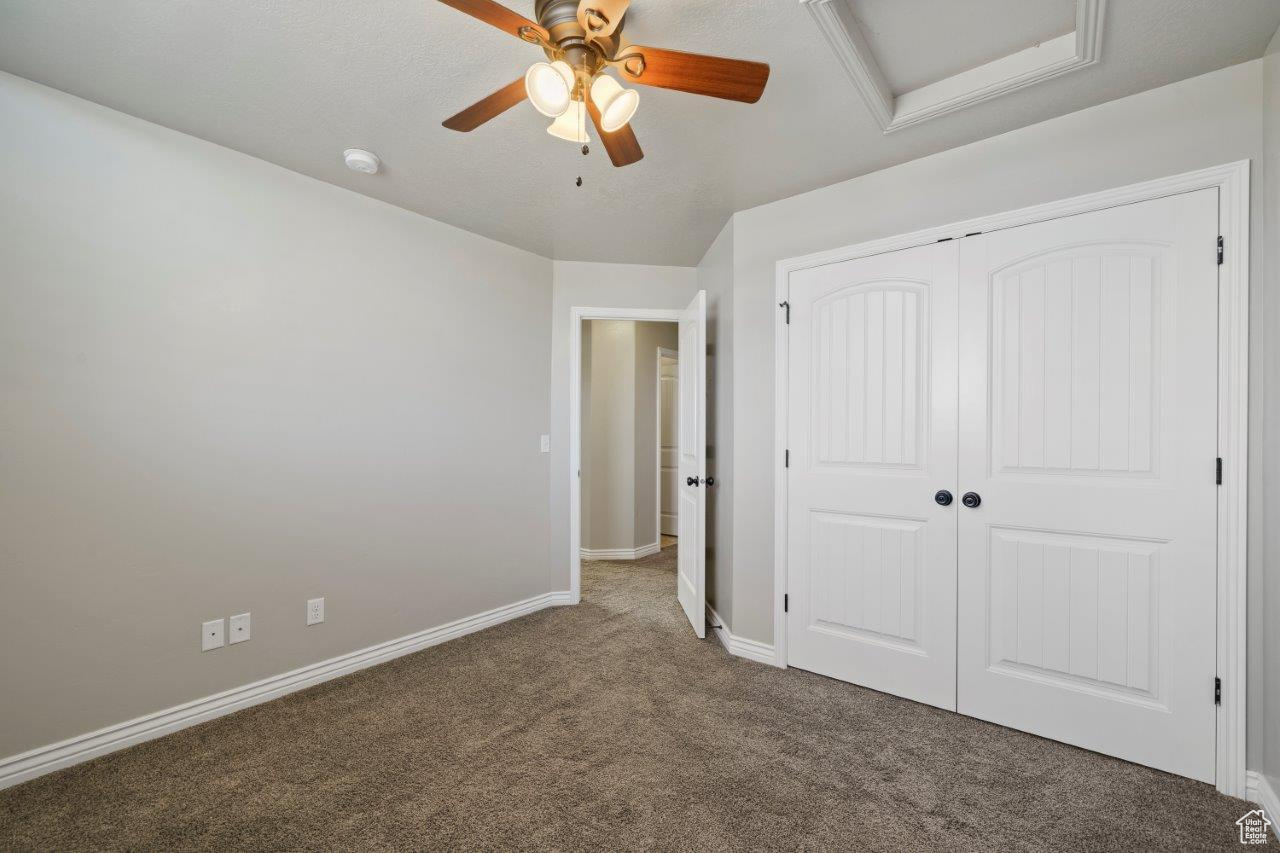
(676, 290), (707, 637)
(956, 189), (1219, 782)
(786, 241), (959, 710)
(659, 354), (679, 537)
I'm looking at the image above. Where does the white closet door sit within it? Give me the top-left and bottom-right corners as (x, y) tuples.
(787, 240), (959, 710)
(956, 190), (1219, 782)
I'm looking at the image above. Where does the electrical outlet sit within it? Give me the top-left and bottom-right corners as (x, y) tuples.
(201, 618), (225, 651)
(229, 612), (251, 644)
(307, 597), (324, 626)
(540, 434), (550, 453)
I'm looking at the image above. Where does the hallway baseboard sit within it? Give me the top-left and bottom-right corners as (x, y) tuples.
(0, 590), (573, 791)
(580, 543), (661, 561)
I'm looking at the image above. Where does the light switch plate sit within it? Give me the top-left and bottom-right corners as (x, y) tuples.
(307, 597), (324, 626)
(540, 434), (550, 453)
(229, 612), (251, 644)
(201, 618), (225, 651)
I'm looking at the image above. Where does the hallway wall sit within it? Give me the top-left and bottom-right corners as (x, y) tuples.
(580, 320), (677, 553)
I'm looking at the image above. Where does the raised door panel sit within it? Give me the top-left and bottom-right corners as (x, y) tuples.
(986, 526), (1163, 706)
(811, 284), (926, 469)
(807, 511), (923, 653)
(990, 247), (1168, 480)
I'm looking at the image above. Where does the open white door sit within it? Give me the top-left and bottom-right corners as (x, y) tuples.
(676, 290), (707, 638)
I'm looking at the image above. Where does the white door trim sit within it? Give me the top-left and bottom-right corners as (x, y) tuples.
(569, 307), (682, 604)
(773, 160), (1250, 797)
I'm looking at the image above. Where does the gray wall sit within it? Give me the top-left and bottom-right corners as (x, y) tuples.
(0, 73), (553, 758)
(698, 220), (734, 623)
(716, 59), (1272, 770)
(583, 320), (637, 551)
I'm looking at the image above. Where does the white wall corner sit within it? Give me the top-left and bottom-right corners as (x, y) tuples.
(802, 0), (1105, 133)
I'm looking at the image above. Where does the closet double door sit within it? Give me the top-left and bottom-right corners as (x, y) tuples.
(785, 189), (1219, 783)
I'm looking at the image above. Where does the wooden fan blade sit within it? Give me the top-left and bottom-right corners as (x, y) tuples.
(442, 78), (527, 131)
(586, 97), (643, 167)
(617, 46), (769, 103)
(577, 0), (628, 40)
(436, 0), (549, 42)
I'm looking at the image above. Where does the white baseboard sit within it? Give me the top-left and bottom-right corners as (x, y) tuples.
(0, 589), (574, 791)
(706, 603), (781, 668)
(707, 603), (731, 652)
(1247, 770), (1280, 840)
(580, 542), (661, 561)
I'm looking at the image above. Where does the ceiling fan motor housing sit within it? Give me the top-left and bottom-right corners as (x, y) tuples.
(535, 0), (622, 73)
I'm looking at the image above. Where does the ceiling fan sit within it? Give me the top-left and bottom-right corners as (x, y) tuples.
(438, 0), (770, 167)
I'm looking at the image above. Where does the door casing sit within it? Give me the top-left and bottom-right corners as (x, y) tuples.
(773, 161), (1250, 797)
(568, 307), (682, 605)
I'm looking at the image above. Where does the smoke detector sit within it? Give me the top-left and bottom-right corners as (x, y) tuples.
(343, 149), (381, 174)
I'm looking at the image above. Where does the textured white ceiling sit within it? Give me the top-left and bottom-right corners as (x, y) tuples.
(1, 0), (1278, 265)
(849, 0), (1077, 95)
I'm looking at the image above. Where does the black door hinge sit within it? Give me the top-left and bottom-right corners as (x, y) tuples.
(1216, 457), (1223, 485)
(779, 301), (790, 324)
(784, 594), (789, 613)
(1215, 676), (1222, 705)
(1217, 236), (1224, 265)
(784, 449), (789, 468)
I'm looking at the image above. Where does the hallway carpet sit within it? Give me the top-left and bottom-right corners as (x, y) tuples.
(0, 546), (1261, 851)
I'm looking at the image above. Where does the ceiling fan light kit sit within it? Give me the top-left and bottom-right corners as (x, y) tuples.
(590, 74), (638, 133)
(547, 100), (590, 143)
(525, 59), (576, 117)
(438, 0), (770, 167)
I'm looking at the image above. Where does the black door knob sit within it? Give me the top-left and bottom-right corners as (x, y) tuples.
(705, 476), (715, 487)
(686, 476), (699, 487)
(962, 491), (982, 508)
(934, 490), (953, 506)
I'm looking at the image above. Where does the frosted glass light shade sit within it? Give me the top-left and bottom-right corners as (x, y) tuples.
(590, 74), (639, 132)
(548, 101), (589, 143)
(525, 61), (575, 118)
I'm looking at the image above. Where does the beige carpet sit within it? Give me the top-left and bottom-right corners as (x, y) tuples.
(0, 545), (1263, 851)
